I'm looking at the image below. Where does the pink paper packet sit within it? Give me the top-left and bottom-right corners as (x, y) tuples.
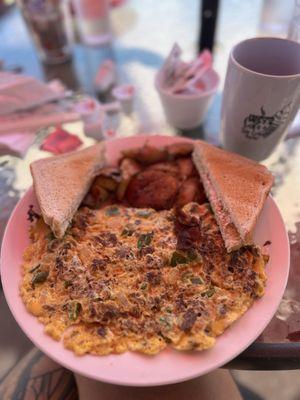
(41, 126), (82, 155)
(159, 44), (213, 95)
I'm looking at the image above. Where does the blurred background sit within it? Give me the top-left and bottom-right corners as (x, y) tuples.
(0, 0), (297, 133)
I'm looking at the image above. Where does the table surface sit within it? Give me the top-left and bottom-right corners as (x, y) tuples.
(1, 1), (300, 372)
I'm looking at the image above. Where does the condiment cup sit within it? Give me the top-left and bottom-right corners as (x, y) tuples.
(155, 69), (219, 129)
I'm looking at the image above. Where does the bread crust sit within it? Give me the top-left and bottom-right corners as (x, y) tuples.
(193, 153), (243, 251)
(30, 142), (106, 238)
(192, 140), (274, 251)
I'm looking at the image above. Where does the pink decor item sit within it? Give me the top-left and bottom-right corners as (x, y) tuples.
(40, 126), (82, 155)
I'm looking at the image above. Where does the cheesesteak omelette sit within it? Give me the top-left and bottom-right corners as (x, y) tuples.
(20, 141), (270, 356)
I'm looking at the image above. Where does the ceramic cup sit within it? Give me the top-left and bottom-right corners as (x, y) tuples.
(155, 69), (219, 130)
(221, 37), (300, 161)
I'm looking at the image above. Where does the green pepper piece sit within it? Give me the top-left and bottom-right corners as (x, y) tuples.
(47, 232), (55, 241)
(187, 249), (198, 261)
(29, 264), (40, 273)
(136, 210), (153, 218)
(137, 233), (153, 249)
(121, 226), (135, 236)
(105, 206), (120, 216)
(190, 277), (203, 285)
(64, 280), (72, 289)
(170, 251), (188, 267)
(31, 270), (48, 285)
(201, 287), (215, 298)
(68, 302), (82, 321)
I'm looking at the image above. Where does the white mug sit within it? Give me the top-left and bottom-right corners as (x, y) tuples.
(221, 37), (300, 161)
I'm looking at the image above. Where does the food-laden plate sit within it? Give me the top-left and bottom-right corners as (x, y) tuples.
(0, 135), (290, 386)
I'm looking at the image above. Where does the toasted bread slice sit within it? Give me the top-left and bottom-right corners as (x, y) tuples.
(192, 140), (274, 251)
(30, 142), (106, 238)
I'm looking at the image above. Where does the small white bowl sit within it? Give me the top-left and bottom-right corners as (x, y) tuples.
(155, 68), (220, 129)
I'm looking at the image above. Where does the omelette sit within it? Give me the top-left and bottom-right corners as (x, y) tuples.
(20, 203), (267, 356)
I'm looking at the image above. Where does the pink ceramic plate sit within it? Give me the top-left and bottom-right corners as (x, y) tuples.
(0, 135), (290, 386)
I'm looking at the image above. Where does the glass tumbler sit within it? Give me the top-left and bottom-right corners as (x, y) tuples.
(18, 0), (73, 65)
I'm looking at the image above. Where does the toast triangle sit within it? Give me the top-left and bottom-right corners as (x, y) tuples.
(30, 142), (106, 238)
(192, 140), (273, 251)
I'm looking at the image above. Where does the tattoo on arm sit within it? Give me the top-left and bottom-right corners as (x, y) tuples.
(0, 348), (78, 399)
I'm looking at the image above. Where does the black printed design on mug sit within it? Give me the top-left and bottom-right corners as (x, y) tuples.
(242, 104), (292, 140)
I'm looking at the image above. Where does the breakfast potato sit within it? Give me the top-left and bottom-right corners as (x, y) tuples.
(176, 157), (197, 179)
(166, 142), (194, 159)
(195, 182), (208, 205)
(126, 169), (179, 210)
(82, 179), (111, 209)
(122, 144), (168, 165)
(176, 177), (199, 207)
(117, 158), (142, 200)
(176, 177), (207, 207)
(93, 176), (118, 192)
(120, 157), (142, 177)
(81, 192), (102, 209)
(91, 185), (109, 202)
(97, 167), (121, 180)
(148, 161), (179, 176)
(82, 167), (121, 209)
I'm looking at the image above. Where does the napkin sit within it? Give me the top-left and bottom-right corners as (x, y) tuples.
(0, 131), (36, 158)
(0, 72), (66, 115)
(0, 103), (80, 134)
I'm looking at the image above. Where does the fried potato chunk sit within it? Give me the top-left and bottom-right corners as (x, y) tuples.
(122, 145), (168, 165)
(126, 169), (179, 210)
(148, 161), (179, 176)
(117, 158), (142, 200)
(167, 143), (194, 158)
(177, 157), (197, 179)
